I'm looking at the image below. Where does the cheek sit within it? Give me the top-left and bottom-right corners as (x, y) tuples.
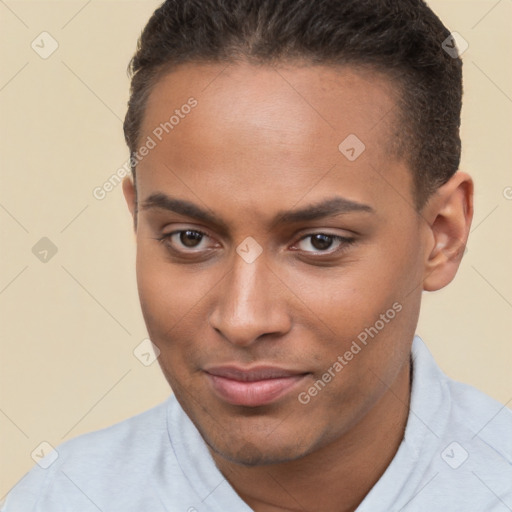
(134, 241), (224, 363)
(135, 235), (212, 315)
(277, 257), (412, 345)
(135, 244), (193, 346)
(279, 234), (422, 375)
(136, 255), (181, 331)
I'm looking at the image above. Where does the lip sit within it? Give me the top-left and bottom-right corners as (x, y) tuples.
(204, 365), (309, 407)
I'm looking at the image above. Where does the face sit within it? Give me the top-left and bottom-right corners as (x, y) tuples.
(125, 62), (429, 465)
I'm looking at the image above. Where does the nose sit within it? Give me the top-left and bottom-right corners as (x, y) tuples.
(208, 254), (292, 347)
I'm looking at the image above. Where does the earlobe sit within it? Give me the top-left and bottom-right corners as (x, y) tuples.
(122, 177), (138, 229)
(422, 172), (473, 292)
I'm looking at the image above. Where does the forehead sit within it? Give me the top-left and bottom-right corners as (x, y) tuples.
(137, 61), (411, 218)
(142, 60), (399, 147)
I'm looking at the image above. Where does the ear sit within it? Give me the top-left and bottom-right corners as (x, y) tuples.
(422, 171), (473, 292)
(122, 176), (137, 230)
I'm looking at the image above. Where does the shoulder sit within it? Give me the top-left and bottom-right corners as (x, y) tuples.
(445, 377), (512, 464)
(59, 396), (170, 459)
(428, 361), (512, 510)
(411, 336), (511, 462)
(2, 397), (172, 511)
(424, 380), (512, 511)
(395, 337), (512, 510)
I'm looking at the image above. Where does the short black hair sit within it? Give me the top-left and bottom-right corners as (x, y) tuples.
(123, 0), (462, 208)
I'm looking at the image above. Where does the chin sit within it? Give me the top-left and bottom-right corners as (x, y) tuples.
(203, 428), (315, 467)
(169, 375), (327, 466)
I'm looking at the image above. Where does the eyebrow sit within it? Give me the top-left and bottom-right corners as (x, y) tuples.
(140, 193), (374, 230)
(141, 194), (230, 232)
(272, 196), (374, 227)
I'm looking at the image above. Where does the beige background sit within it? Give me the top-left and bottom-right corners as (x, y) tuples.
(1, 0), (511, 499)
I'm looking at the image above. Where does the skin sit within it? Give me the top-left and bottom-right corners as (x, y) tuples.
(123, 61), (473, 512)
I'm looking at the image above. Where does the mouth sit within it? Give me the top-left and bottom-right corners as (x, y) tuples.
(203, 365), (310, 407)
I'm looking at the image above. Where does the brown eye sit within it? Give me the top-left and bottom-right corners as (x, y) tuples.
(180, 230), (203, 247)
(159, 229), (214, 253)
(310, 234), (334, 250)
(297, 233), (340, 252)
(293, 233), (355, 256)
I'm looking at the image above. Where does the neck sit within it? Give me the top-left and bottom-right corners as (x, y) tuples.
(210, 357), (412, 512)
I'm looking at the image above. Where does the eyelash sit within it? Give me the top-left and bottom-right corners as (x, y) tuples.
(156, 229), (356, 258)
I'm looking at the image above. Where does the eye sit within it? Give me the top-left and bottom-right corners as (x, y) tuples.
(294, 233), (354, 254)
(158, 229), (215, 252)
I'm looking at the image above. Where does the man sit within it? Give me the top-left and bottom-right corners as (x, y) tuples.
(4, 0), (511, 510)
